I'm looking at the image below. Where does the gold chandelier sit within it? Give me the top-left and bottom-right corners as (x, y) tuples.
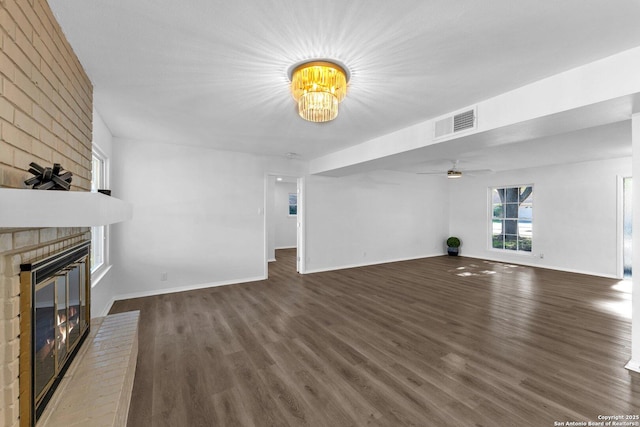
(290, 60), (349, 123)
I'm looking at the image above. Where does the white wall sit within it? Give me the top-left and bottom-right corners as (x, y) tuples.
(91, 108), (116, 316)
(109, 139), (289, 299)
(304, 170), (449, 272)
(449, 157), (632, 277)
(275, 182), (297, 249)
(106, 135), (629, 303)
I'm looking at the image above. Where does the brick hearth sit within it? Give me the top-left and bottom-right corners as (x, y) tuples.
(37, 311), (139, 427)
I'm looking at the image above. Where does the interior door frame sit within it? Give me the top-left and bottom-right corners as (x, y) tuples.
(618, 174), (632, 279)
(296, 176), (306, 274)
(263, 173), (305, 278)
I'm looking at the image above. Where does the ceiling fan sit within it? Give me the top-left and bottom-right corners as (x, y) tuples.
(416, 160), (493, 179)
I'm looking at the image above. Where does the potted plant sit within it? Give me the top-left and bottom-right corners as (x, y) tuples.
(446, 237), (461, 256)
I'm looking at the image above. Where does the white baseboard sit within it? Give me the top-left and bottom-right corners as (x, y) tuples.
(304, 251), (619, 279)
(304, 253), (443, 274)
(109, 276), (266, 304)
(94, 253), (620, 315)
(96, 296), (117, 318)
(626, 359), (640, 373)
(268, 258), (276, 262)
(275, 246), (296, 250)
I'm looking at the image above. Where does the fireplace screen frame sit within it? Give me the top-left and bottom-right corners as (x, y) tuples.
(19, 241), (91, 427)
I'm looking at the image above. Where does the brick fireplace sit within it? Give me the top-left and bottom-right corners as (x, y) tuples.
(0, 230), (89, 425)
(0, 1), (94, 425)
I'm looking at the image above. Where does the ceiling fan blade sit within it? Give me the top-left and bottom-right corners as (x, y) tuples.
(464, 169), (494, 176)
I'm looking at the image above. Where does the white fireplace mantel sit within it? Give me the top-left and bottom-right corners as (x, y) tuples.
(0, 188), (133, 227)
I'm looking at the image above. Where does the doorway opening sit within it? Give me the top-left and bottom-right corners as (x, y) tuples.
(265, 174), (304, 277)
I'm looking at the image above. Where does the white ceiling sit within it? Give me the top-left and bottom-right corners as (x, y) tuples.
(404, 121), (632, 175)
(48, 0), (640, 168)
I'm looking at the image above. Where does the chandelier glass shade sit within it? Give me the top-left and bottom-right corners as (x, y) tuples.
(290, 61), (348, 122)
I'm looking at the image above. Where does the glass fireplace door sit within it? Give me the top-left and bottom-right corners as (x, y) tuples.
(20, 241), (91, 426)
(67, 263), (83, 349)
(34, 279), (56, 402)
(55, 274), (68, 367)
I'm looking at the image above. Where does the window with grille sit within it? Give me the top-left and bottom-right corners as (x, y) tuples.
(491, 186), (533, 252)
(91, 151), (107, 273)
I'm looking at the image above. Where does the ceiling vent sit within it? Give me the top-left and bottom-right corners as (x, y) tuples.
(434, 107), (476, 139)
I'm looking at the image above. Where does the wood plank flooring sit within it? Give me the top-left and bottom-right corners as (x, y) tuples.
(110, 250), (640, 426)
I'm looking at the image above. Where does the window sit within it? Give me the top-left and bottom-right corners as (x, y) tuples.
(288, 192), (297, 216)
(491, 186), (533, 252)
(91, 150), (107, 273)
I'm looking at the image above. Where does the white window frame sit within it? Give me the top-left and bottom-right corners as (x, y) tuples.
(288, 192), (297, 216)
(91, 145), (110, 285)
(489, 185), (533, 254)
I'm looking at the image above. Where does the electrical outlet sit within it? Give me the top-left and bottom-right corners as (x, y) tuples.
(539, 253), (544, 259)
(160, 272), (168, 281)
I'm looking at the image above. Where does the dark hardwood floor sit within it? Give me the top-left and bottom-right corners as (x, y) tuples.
(110, 249), (640, 426)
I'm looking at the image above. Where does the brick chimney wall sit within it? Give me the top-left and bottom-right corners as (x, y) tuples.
(0, 1), (93, 425)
